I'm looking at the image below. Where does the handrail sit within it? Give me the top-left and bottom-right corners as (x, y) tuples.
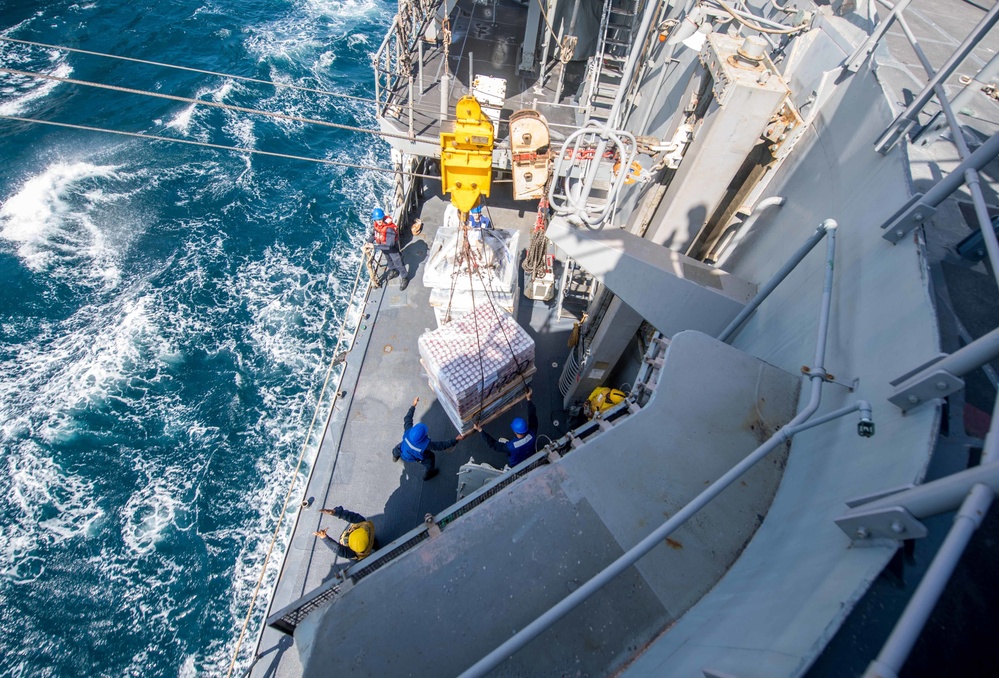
(873, 2), (999, 154)
(873, 0), (999, 289)
(858, 397), (999, 678)
(458, 220), (852, 678)
(888, 324), (999, 412)
(372, 1), (446, 126)
(548, 120), (637, 226)
(717, 217), (828, 343)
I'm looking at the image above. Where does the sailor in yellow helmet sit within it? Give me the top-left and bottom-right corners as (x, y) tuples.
(313, 506), (375, 560)
(583, 386), (628, 418)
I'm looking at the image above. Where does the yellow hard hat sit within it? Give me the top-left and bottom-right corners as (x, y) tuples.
(348, 528), (370, 554)
(606, 388), (627, 404)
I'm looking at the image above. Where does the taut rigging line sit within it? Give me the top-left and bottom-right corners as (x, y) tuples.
(0, 114), (441, 178)
(0, 66), (436, 144)
(0, 35), (376, 104)
(0, 35), (585, 131)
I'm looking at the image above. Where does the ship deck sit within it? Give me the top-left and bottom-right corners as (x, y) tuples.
(250, 180), (577, 677)
(378, 0), (587, 148)
(248, 1), (999, 675)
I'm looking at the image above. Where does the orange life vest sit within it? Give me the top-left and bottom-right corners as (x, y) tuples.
(373, 216), (396, 245)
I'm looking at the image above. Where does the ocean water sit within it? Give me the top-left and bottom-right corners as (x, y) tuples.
(0, 1), (390, 675)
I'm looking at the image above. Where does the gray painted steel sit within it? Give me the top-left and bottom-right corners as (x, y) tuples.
(546, 216), (756, 337)
(251, 1), (999, 676)
(297, 331), (801, 677)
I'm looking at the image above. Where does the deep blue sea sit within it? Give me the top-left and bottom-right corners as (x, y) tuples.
(0, 1), (389, 674)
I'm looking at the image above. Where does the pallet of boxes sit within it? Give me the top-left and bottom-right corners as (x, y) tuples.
(418, 304), (535, 434)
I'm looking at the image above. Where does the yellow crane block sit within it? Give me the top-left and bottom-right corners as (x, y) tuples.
(440, 95), (494, 214)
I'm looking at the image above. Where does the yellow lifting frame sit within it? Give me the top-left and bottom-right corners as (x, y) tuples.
(440, 95), (494, 214)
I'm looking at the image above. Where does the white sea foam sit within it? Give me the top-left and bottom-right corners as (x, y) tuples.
(0, 61), (72, 116)
(0, 160), (143, 285)
(0, 445), (103, 583)
(0, 40), (70, 116)
(122, 478), (185, 555)
(165, 80), (238, 137)
(166, 103), (198, 134)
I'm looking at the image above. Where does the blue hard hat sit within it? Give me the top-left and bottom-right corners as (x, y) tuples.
(372, 207), (385, 221)
(470, 206), (482, 215)
(406, 423), (429, 448)
(511, 417), (528, 435)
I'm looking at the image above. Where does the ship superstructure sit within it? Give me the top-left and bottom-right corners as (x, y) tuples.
(250, 1), (999, 676)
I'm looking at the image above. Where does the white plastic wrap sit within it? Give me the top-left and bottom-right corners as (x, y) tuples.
(421, 226), (520, 293)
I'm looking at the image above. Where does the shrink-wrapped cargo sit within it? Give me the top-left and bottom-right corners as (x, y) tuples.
(418, 305), (535, 433)
(422, 226), (520, 294)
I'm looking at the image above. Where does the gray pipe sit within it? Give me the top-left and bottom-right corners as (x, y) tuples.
(440, 72), (450, 122)
(893, 131), (999, 212)
(842, 461), (999, 521)
(865, 487), (994, 678)
(874, 2), (999, 153)
(458, 213), (841, 678)
(717, 218), (831, 343)
(907, 326), (999, 384)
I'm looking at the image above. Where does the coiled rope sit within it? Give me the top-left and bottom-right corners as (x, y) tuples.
(224, 254), (371, 678)
(521, 197), (551, 281)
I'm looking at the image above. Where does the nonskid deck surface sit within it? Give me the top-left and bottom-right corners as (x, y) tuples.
(252, 180), (576, 676)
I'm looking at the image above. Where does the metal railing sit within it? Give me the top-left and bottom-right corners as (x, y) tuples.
(458, 222), (876, 678)
(265, 323), (671, 637)
(372, 0), (445, 141)
(841, 3), (999, 674)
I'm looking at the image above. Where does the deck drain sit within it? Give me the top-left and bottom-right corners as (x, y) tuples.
(384, 344), (393, 353)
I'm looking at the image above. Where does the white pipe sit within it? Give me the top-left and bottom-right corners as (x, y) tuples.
(714, 195), (786, 267)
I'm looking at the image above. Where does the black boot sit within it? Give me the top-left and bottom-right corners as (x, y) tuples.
(399, 276), (409, 291)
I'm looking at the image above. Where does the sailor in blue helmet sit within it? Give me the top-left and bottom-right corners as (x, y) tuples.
(368, 206), (409, 290)
(474, 387), (538, 468)
(467, 204), (492, 230)
(392, 396), (470, 480)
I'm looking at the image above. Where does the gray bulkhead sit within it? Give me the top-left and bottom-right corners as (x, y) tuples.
(620, 11), (942, 678)
(296, 331), (802, 676)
